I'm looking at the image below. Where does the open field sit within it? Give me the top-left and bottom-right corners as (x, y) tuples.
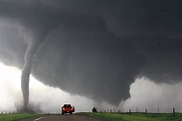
(0, 113), (43, 121)
(1, 112), (182, 121)
(76, 112), (182, 121)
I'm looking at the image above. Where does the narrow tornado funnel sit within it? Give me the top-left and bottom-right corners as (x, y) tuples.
(21, 49), (33, 111)
(20, 28), (47, 111)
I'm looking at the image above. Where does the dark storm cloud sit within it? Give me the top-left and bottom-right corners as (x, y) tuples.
(0, 0), (182, 106)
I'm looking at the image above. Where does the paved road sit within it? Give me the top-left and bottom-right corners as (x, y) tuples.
(20, 114), (103, 121)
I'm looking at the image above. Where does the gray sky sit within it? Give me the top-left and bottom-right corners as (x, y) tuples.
(0, 0), (182, 108)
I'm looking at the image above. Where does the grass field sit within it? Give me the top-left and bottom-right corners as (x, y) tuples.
(77, 112), (182, 121)
(0, 113), (43, 121)
(1, 112), (182, 121)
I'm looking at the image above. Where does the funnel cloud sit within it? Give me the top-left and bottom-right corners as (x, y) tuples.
(0, 0), (182, 109)
(21, 28), (48, 110)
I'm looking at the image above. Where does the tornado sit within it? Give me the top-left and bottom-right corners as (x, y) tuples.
(21, 46), (38, 111)
(21, 29), (47, 111)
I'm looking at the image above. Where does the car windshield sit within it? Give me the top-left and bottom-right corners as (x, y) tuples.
(63, 104), (71, 108)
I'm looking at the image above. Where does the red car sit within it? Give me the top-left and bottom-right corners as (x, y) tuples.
(61, 104), (75, 114)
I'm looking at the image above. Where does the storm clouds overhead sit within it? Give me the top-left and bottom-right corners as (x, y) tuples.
(0, 0), (182, 109)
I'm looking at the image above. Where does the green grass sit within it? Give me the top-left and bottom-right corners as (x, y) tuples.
(0, 113), (43, 121)
(76, 112), (182, 121)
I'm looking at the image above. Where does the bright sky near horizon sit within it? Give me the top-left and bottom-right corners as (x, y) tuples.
(1, 62), (182, 113)
(0, 62), (97, 113)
